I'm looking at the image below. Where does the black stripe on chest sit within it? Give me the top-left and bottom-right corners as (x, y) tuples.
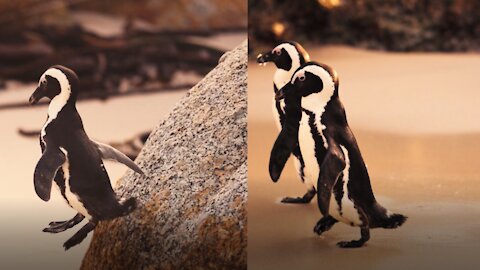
(302, 109), (328, 164)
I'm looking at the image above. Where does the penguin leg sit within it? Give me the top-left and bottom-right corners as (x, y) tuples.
(337, 226), (370, 248)
(281, 188), (316, 204)
(337, 208), (370, 248)
(313, 215), (338, 235)
(63, 221), (96, 250)
(43, 213), (84, 233)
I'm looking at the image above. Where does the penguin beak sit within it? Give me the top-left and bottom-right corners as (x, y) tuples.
(257, 51), (273, 65)
(29, 85), (45, 105)
(275, 83), (293, 101)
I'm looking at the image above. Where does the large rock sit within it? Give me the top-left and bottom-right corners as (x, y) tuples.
(81, 41), (247, 270)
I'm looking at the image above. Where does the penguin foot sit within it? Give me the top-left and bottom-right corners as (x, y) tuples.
(49, 220), (67, 226)
(336, 239), (365, 248)
(281, 189), (316, 204)
(43, 213), (84, 234)
(313, 216), (337, 235)
(281, 197), (310, 203)
(63, 221), (96, 250)
(336, 227), (370, 249)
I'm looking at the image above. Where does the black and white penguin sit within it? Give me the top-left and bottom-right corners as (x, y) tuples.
(256, 42), (316, 204)
(29, 65), (144, 250)
(269, 62), (407, 248)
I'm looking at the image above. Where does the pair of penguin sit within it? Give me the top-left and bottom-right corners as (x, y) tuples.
(257, 42), (407, 248)
(29, 65), (144, 250)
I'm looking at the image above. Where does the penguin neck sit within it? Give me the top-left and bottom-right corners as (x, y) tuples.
(301, 84), (336, 117)
(47, 90), (76, 121)
(42, 87), (78, 141)
(274, 61), (302, 90)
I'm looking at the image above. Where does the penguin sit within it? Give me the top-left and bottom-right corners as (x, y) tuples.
(256, 41), (316, 204)
(29, 65), (144, 250)
(269, 62), (407, 248)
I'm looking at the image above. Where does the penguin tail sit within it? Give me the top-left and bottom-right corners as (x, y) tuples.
(370, 203), (407, 229)
(381, 213), (407, 229)
(119, 197), (137, 216)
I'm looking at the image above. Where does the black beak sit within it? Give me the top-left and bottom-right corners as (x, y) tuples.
(29, 86), (45, 105)
(257, 51), (273, 64)
(275, 83), (293, 101)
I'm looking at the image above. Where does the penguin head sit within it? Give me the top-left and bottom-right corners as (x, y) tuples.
(275, 62), (338, 101)
(29, 65), (79, 105)
(256, 41), (309, 71)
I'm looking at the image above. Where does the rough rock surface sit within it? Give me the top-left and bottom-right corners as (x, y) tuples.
(81, 41), (247, 270)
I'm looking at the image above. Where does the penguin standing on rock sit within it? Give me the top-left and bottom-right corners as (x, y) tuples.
(257, 42), (316, 204)
(29, 65), (144, 250)
(270, 62), (407, 248)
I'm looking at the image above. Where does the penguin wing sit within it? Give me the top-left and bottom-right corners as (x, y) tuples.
(269, 129), (296, 182)
(34, 146), (66, 201)
(92, 140), (144, 175)
(316, 144), (346, 216)
(268, 95), (302, 182)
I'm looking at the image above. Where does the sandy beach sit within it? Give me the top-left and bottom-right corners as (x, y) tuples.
(248, 46), (480, 270)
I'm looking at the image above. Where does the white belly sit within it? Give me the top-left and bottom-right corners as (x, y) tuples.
(329, 195), (362, 226)
(298, 115), (318, 189)
(298, 120), (362, 225)
(60, 148), (92, 219)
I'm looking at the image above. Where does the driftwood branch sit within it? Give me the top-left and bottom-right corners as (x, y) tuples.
(18, 128), (150, 160)
(0, 84), (193, 111)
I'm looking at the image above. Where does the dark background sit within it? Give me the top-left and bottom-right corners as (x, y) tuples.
(249, 0), (480, 53)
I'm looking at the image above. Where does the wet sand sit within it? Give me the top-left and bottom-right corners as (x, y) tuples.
(248, 46), (480, 270)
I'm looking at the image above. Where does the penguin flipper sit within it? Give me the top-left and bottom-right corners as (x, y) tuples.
(269, 130), (293, 182)
(34, 146), (66, 201)
(269, 95), (302, 182)
(316, 144), (346, 216)
(92, 140), (144, 175)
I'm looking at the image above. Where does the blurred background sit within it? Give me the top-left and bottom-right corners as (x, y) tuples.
(248, 1), (480, 270)
(0, 0), (246, 268)
(249, 0), (480, 53)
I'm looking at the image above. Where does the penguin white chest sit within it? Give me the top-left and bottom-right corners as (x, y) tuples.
(297, 113), (318, 189)
(59, 148), (92, 220)
(273, 69), (291, 90)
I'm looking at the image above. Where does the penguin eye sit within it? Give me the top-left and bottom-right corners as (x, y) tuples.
(298, 75), (306, 81)
(275, 50), (281, 56)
